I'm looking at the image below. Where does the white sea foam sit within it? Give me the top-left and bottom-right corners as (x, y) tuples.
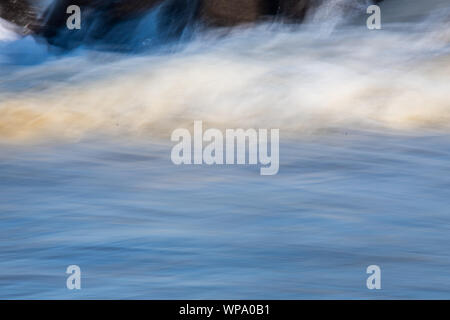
(0, 18), (19, 42)
(0, 2), (449, 143)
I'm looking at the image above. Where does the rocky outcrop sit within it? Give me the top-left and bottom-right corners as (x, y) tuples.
(0, 0), (385, 49)
(198, 0), (322, 26)
(0, 0), (38, 35)
(199, 0), (279, 26)
(201, 0), (385, 25)
(278, 0), (312, 21)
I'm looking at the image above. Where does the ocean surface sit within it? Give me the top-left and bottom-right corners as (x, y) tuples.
(0, 0), (449, 299)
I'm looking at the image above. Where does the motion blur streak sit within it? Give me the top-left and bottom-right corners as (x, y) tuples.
(0, 0), (450, 299)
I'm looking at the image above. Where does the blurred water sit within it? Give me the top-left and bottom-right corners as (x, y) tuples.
(0, 133), (450, 299)
(1, 0), (450, 299)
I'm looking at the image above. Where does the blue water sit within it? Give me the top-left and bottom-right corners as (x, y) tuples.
(1, 133), (449, 299)
(1, 0), (450, 299)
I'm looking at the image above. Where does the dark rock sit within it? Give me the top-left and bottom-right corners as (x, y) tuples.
(0, 0), (39, 35)
(278, 0), (312, 21)
(199, 0), (279, 26)
(2, 0), (385, 50)
(200, 0), (384, 26)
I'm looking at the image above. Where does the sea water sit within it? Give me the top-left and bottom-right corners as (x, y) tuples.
(0, 0), (449, 299)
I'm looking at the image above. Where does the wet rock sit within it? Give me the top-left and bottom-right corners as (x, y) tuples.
(2, 0), (385, 50)
(0, 0), (38, 35)
(199, 0), (279, 26)
(278, 0), (312, 21)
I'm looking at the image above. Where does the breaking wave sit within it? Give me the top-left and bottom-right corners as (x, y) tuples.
(1, 0), (450, 143)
